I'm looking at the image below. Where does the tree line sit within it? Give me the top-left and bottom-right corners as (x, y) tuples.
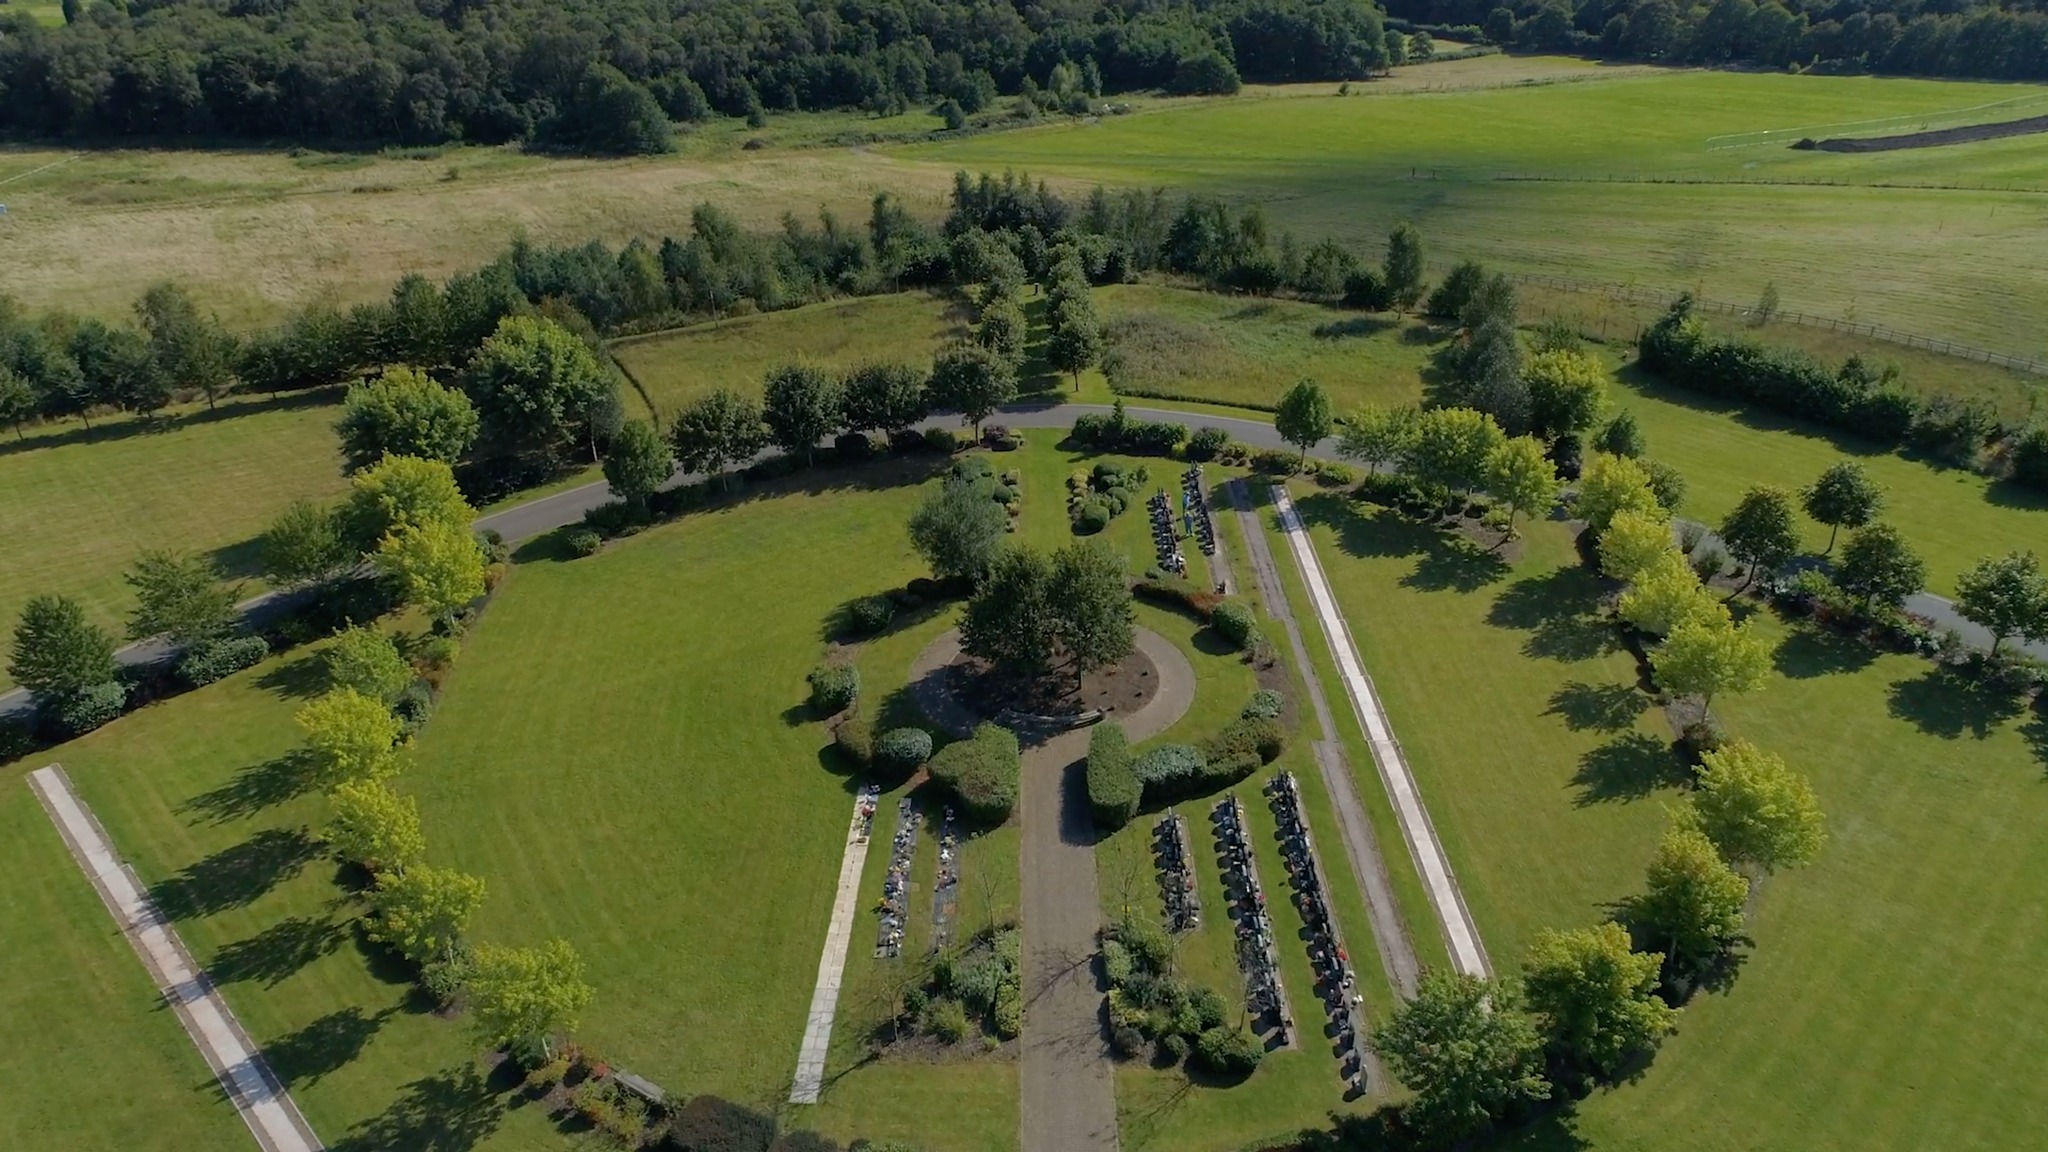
(0, 0), (1392, 150)
(1396, 0), (2048, 81)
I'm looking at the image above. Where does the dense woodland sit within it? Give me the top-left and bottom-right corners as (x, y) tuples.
(0, 0), (1389, 149)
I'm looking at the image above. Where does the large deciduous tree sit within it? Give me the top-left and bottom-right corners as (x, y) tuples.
(261, 499), (351, 587)
(324, 627), (413, 703)
(1051, 541), (1134, 675)
(1627, 826), (1749, 984)
(1832, 522), (1925, 611)
(8, 594), (117, 701)
(1801, 461), (1882, 554)
(1485, 434), (1560, 541)
(0, 365), (36, 440)
(670, 387), (765, 486)
(841, 362), (930, 434)
(1598, 509), (1676, 583)
(370, 864), (486, 966)
(1401, 406), (1505, 505)
(908, 477), (1009, 581)
(376, 520), (487, 621)
(337, 455), (475, 554)
(462, 315), (612, 459)
(1618, 553), (1720, 637)
(1383, 223), (1426, 311)
(1575, 452), (1663, 532)
(1718, 485), (1800, 592)
(1652, 614), (1770, 713)
(1520, 922), (1677, 1085)
(1337, 404), (1416, 477)
(926, 343), (1017, 437)
(467, 939), (594, 1060)
(1682, 741), (1826, 873)
(296, 688), (403, 790)
(326, 779), (426, 875)
(1274, 378), (1333, 466)
(960, 547), (1057, 680)
(337, 366), (479, 473)
(1373, 970), (1551, 1143)
(124, 549), (237, 646)
(602, 418), (673, 506)
(760, 363), (842, 466)
(135, 281), (237, 411)
(1953, 551), (2048, 655)
(1524, 348), (1608, 440)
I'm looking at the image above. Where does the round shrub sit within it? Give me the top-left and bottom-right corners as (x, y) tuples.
(325, 627), (410, 701)
(1074, 500), (1111, 535)
(834, 431), (875, 460)
(391, 679), (435, 736)
(52, 681), (128, 736)
(177, 635), (271, 688)
(0, 716), (37, 765)
(1209, 600), (1255, 649)
(1242, 689), (1284, 720)
(565, 529), (602, 557)
(1111, 1025), (1149, 1059)
(1195, 1025), (1264, 1077)
(1186, 426), (1230, 462)
(1187, 984), (1228, 1032)
(848, 595), (895, 636)
(923, 426), (959, 454)
(807, 663), (860, 716)
(834, 716), (873, 768)
(1161, 1032), (1191, 1063)
(927, 722), (1021, 824)
(875, 727), (934, 774)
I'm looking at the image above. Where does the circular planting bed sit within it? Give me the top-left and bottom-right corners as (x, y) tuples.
(945, 642), (1161, 723)
(909, 628), (1197, 742)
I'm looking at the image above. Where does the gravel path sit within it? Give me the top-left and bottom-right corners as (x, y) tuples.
(1226, 480), (1421, 1006)
(1270, 485), (1492, 979)
(788, 787), (881, 1104)
(28, 763), (324, 1152)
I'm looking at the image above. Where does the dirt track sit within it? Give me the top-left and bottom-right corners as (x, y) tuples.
(1811, 114), (2048, 152)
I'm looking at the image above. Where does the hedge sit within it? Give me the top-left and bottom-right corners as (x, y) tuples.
(177, 635), (271, 687)
(928, 723), (1021, 824)
(1085, 723), (1140, 830)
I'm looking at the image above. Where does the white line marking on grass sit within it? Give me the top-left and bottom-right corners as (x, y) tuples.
(789, 788), (881, 1104)
(27, 764), (323, 1152)
(0, 153), (82, 187)
(1269, 488), (1491, 979)
(1703, 93), (2048, 149)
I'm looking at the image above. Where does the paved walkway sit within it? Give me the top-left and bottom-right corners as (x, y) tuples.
(27, 764), (324, 1152)
(1269, 486), (1492, 979)
(1227, 481), (1421, 1003)
(789, 787), (881, 1104)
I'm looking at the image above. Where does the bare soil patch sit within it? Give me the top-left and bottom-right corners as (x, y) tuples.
(945, 646), (1160, 722)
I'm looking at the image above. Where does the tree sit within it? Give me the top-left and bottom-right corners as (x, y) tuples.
(1402, 406), (1506, 504)
(926, 344), (1017, 437)
(468, 939), (594, 1060)
(1643, 458), (1687, 513)
(1683, 741), (1826, 873)
(1628, 826), (1749, 981)
(1521, 922), (1677, 1084)
(1652, 614), (1770, 713)
(370, 864), (486, 966)
(1598, 509), (1676, 583)
(909, 478), (1009, 582)
(385, 273), (450, 367)
(602, 419), (673, 506)
(1833, 522), (1926, 611)
(960, 547), (1056, 680)
(337, 367), (479, 473)
(296, 688), (402, 790)
(462, 315), (612, 459)
(1952, 551), (2048, 655)
(1523, 349), (1607, 440)
(1051, 541), (1134, 675)
(261, 499), (350, 586)
(1575, 452), (1663, 532)
(1045, 301), (1102, 389)
(325, 627), (413, 702)
(670, 387), (765, 487)
(326, 778), (426, 875)
(1274, 379), (1334, 466)
(1373, 970), (1551, 1142)
(1801, 462), (1882, 554)
(1618, 553), (1720, 637)
(1594, 411), (1646, 458)
(841, 362), (929, 433)
(338, 455), (474, 554)
(760, 363), (842, 466)
(124, 550), (236, 646)
(1485, 435), (1560, 540)
(975, 293), (1028, 366)
(0, 364), (38, 440)
(1337, 404), (1416, 477)
(1383, 223), (1426, 311)
(1719, 485), (1800, 592)
(8, 594), (117, 700)
(135, 281), (237, 411)
(377, 521), (487, 620)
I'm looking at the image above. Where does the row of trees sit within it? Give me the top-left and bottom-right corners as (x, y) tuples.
(0, 283), (242, 434)
(0, 0), (1397, 149)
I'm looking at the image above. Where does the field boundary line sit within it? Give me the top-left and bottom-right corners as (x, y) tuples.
(789, 788), (880, 1104)
(1268, 487), (1491, 979)
(26, 763), (324, 1152)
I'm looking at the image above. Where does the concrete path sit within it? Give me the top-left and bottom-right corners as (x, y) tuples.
(1269, 486), (1492, 979)
(1227, 481), (1421, 1002)
(789, 787), (881, 1104)
(27, 764), (323, 1152)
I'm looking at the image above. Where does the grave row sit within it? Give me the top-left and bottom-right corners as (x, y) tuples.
(1152, 811), (1201, 934)
(1213, 793), (1295, 1047)
(1146, 489), (1188, 576)
(875, 798), (921, 958)
(1181, 465), (1217, 558)
(929, 807), (962, 954)
(1267, 772), (1370, 1096)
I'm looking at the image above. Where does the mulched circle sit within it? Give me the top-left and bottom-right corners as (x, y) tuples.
(946, 644), (1160, 722)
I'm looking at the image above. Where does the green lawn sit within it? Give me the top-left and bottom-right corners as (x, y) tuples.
(0, 391), (349, 683)
(12, 643), (576, 1150)
(910, 68), (2048, 355)
(0, 783), (249, 1150)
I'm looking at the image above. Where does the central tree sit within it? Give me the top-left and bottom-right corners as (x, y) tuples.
(959, 541), (1133, 690)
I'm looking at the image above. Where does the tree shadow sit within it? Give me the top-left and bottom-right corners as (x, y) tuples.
(0, 389), (339, 461)
(207, 914), (350, 987)
(1291, 494), (1431, 561)
(1570, 733), (1689, 806)
(1544, 681), (1649, 733)
(254, 1005), (397, 1091)
(253, 653), (332, 700)
(1771, 625), (1878, 679)
(1886, 668), (2026, 739)
(149, 827), (321, 922)
(350, 920), (426, 992)
(204, 536), (270, 584)
(1487, 568), (1619, 663)
(2023, 705), (2047, 777)
(328, 1063), (509, 1152)
(1984, 477), (2048, 513)
(178, 750), (316, 825)
(1402, 538), (1510, 593)
(1311, 316), (1400, 341)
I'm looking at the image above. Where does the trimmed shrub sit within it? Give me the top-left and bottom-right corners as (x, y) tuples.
(1315, 461), (1358, 487)
(888, 427), (926, 455)
(1074, 500), (1111, 535)
(177, 635), (271, 687)
(1186, 426), (1231, 461)
(53, 681), (128, 736)
(1204, 715), (1285, 767)
(1195, 1025), (1264, 1076)
(0, 716), (35, 764)
(848, 595), (895, 636)
(834, 431), (876, 460)
(807, 663), (860, 715)
(874, 727), (933, 774)
(1132, 743), (1206, 803)
(923, 426), (959, 454)
(1249, 448), (1299, 475)
(1085, 723), (1140, 830)
(834, 716), (873, 768)
(1209, 600), (1255, 649)
(927, 723), (1021, 824)
(1242, 689), (1284, 720)
(391, 679), (435, 735)
(565, 528), (602, 557)
(1162, 1032), (1191, 1062)
(1133, 579), (1223, 619)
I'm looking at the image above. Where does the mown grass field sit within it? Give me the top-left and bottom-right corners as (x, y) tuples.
(1288, 489), (2048, 1150)
(9, 642), (577, 1150)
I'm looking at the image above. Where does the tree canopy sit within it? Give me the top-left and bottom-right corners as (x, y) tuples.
(337, 367), (480, 473)
(8, 594), (117, 700)
(1373, 970), (1551, 1142)
(1953, 551), (2048, 655)
(1274, 379), (1334, 463)
(1521, 922), (1677, 1084)
(1682, 741), (1827, 873)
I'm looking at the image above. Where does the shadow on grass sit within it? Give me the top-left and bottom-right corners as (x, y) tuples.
(1311, 316), (1400, 341)
(1985, 477), (2048, 513)
(328, 1062), (511, 1152)
(0, 389), (340, 460)
(1886, 667), (2027, 739)
(208, 914), (350, 987)
(254, 652), (331, 700)
(1292, 489), (1511, 591)
(150, 827), (321, 921)
(1544, 681), (1649, 732)
(258, 1005), (397, 1091)
(1772, 625), (1879, 679)
(1570, 733), (1689, 806)
(178, 750), (315, 825)
(1487, 568), (1619, 663)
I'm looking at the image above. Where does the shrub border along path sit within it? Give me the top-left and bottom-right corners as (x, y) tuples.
(1269, 485), (1492, 979)
(25, 764), (323, 1152)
